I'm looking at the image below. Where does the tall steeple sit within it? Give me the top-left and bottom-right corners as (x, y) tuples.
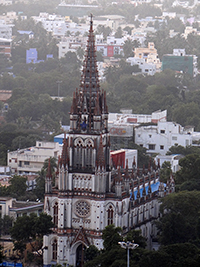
(70, 14), (108, 134)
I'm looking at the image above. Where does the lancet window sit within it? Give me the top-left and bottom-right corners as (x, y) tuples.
(53, 202), (58, 227)
(52, 239), (57, 261)
(107, 205), (114, 225)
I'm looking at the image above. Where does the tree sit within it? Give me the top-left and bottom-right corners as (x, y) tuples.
(157, 191), (200, 245)
(8, 175), (27, 199)
(11, 213), (54, 263)
(175, 154), (200, 185)
(102, 224), (123, 251)
(115, 27), (123, 38)
(123, 39), (134, 58)
(0, 215), (13, 236)
(160, 161), (171, 183)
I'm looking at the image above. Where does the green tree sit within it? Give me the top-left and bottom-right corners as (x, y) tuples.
(11, 212), (53, 263)
(175, 154), (200, 185)
(158, 191), (200, 245)
(123, 39), (134, 58)
(8, 175), (27, 199)
(160, 161), (171, 183)
(115, 27), (123, 38)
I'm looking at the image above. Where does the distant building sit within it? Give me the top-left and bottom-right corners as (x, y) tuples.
(162, 49), (198, 77)
(0, 38), (12, 58)
(135, 121), (193, 155)
(133, 42), (161, 72)
(57, 3), (99, 18)
(96, 35), (124, 57)
(155, 154), (183, 173)
(0, 90), (12, 102)
(0, 0), (12, 5)
(17, 30), (34, 39)
(108, 109), (167, 138)
(26, 48), (38, 64)
(58, 36), (87, 59)
(0, 197), (43, 219)
(0, 21), (13, 39)
(7, 141), (62, 175)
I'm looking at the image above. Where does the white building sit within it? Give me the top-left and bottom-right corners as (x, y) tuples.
(0, 0), (12, 5)
(155, 154), (183, 173)
(7, 141), (62, 175)
(0, 20), (13, 39)
(126, 57), (157, 75)
(135, 121), (193, 155)
(58, 36), (87, 59)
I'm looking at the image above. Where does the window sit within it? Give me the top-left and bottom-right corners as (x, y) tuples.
(160, 145), (164, 150)
(160, 130), (165, 134)
(148, 144), (155, 150)
(53, 202), (58, 227)
(52, 239), (57, 261)
(138, 134), (140, 137)
(107, 205), (114, 225)
(24, 161), (29, 165)
(149, 135), (152, 138)
(172, 136), (177, 141)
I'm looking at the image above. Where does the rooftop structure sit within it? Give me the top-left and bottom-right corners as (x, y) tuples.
(162, 49), (198, 77)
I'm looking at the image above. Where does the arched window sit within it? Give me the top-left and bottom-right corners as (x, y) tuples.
(107, 205), (114, 225)
(52, 239), (57, 261)
(53, 202), (58, 227)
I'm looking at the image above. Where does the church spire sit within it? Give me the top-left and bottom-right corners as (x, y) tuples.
(69, 14), (108, 134)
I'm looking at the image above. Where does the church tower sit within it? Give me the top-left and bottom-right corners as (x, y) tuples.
(43, 16), (114, 267)
(43, 15), (167, 267)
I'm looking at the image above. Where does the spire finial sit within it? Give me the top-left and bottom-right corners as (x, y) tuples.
(90, 13), (93, 25)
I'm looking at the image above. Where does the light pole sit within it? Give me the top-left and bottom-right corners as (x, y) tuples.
(118, 241), (139, 267)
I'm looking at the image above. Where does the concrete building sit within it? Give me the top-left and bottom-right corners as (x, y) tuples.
(0, 0), (12, 5)
(43, 18), (174, 267)
(155, 154), (183, 173)
(0, 11), (18, 24)
(0, 37), (12, 58)
(135, 121), (193, 155)
(0, 197), (43, 220)
(133, 42), (161, 72)
(0, 21), (13, 39)
(58, 36), (87, 59)
(126, 57), (157, 75)
(7, 141), (62, 175)
(162, 49), (198, 77)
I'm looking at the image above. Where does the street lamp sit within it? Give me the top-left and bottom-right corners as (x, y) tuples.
(118, 241), (139, 267)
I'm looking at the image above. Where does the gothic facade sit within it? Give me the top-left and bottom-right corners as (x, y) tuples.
(43, 17), (175, 267)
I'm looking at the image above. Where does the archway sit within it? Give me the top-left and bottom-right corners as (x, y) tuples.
(76, 243), (86, 267)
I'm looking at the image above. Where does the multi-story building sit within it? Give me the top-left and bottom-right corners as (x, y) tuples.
(135, 121), (193, 155)
(0, 0), (12, 5)
(133, 42), (161, 72)
(0, 37), (12, 58)
(7, 141), (62, 175)
(43, 17), (174, 267)
(58, 36), (87, 59)
(0, 21), (13, 39)
(162, 49), (198, 77)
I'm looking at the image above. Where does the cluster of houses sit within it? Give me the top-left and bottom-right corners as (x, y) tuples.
(0, 1), (200, 76)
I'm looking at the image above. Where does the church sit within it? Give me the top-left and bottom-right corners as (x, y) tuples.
(43, 16), (174, 267)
